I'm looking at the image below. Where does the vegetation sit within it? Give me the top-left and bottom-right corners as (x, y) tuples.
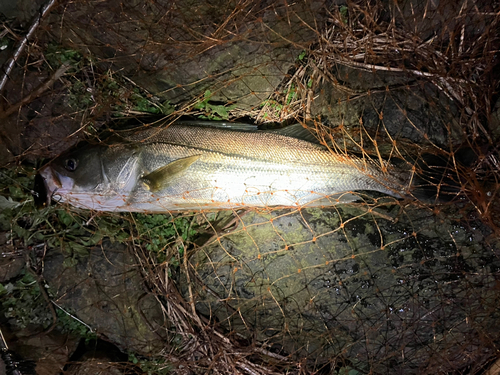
(133, 213), (197, 270)
(0, 267), (97, 343)
(128, 352), (173, 375)
(193, 90), (236, 120)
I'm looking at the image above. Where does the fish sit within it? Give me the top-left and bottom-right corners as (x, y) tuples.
(34, 121), (412, 212)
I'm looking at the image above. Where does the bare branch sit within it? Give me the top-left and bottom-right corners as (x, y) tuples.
(0, 0), (58, 95)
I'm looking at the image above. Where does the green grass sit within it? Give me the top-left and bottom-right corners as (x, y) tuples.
(133, 213), (198, 273)
(128, 352), (173, 375)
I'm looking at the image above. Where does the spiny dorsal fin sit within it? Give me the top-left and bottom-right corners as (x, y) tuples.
(175, 120), (259, 132)
(141, 155), (201, 192)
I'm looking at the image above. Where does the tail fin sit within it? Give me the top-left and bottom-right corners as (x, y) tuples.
(409, 149), (476, 203)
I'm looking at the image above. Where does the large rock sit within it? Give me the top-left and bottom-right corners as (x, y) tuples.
(311, 76), (462, 146)
(49, 0), (329, 109)
(180, 200), (500, 373)
(43, 240), (170, 356)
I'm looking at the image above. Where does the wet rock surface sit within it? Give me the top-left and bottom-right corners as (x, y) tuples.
(42, 240), (170, 356)
(0, 325), (80, 375)
(49, 0), (327, 110)
(312, 77), (462, 146)
(181, 201), (500, 373)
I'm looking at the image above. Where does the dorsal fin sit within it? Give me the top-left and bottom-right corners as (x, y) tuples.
(175, 120), (259, 132)
(269, 123), (321, 144)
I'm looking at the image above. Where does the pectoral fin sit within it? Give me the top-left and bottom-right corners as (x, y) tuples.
(142, 155), (201, 192)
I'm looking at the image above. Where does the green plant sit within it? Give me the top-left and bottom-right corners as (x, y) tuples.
(259, 99), (283, 119)
(55, 305), (97, 343)
(44, 43), (176, 117)
(45, 43), (84, 69)
(194, 90), (236, 120)
(339, 5), (349, 24)
(95, 74), (175, 116)
(133, 214), (197, 270)
(286, 84), (297, 105)
(67, 80), (94, 109)
(53, 210), (130, 267)
(130, 88), (175, 115)
(258, 84), (298, 119)
(0, 270), (48, 330)
(128, 352), (173, 375)
(297, 50), (307, 61)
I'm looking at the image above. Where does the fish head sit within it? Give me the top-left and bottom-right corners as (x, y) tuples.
(35, 145), (107, 208)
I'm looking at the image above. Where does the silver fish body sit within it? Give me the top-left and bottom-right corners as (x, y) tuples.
(37, 124), (411, 212)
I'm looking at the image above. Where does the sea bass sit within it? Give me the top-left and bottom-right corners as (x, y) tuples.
(35, 122), (411, 212)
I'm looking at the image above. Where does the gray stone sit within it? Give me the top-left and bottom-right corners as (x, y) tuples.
(49, 0), (329, 109)
(43, 240), (170, 356)
(180, 201), (500, 373)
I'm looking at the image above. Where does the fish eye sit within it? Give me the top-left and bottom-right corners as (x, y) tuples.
(64, 158), (78, 171)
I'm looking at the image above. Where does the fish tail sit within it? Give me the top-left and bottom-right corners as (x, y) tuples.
(409, 149), (475, 203)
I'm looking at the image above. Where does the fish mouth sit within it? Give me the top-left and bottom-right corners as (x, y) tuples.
(33, 166), (63, 208)
(33, 173), (49, 208)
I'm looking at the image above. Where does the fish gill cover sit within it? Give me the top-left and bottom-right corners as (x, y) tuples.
(0, 0), (499, 374)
